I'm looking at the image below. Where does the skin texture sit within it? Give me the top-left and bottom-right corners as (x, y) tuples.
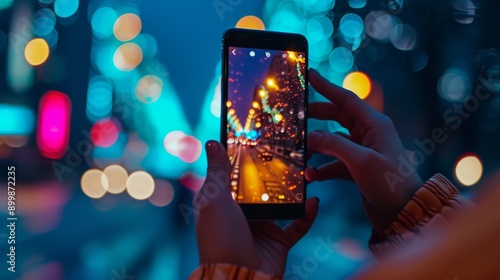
(305, 69), (423, 232)
(195, 140), (319, 276)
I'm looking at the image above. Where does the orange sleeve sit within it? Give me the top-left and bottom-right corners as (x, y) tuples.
(368, 173), (474, 257)
(188, 263), (280, 280)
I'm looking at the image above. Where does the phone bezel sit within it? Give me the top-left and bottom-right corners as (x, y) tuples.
(221, 28), (308, 220)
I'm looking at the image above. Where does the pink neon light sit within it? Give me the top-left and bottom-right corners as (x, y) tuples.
(37, 90), (72, 159)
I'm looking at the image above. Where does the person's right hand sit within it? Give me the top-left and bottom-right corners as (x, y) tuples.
(305, 69), (423, 232)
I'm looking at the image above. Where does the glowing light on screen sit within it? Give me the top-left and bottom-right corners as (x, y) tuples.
(113, 13), (142, 42)
(0, 104), (35, 135)
(91, 119), (119, 148)
(127, 171), (155, 200)
(81, 169), (109, 199)
(135, 75), (163, 104)
(343, 72), (372, 100)
(236, 15), (265, 30)
(54, 0), (79, 18)
(91, 7), (118, 39)
(25, 38), (50, 66)
(455, 154), (483, 186)
(37, 90), (71, 159)
(261, 193), (269, 202)
(113, 42), (143, 71)
(103, 165), (128, 194)
(148, 179), (175, 207)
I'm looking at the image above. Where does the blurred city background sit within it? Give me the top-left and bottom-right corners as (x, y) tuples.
(0, 0), (499, 279)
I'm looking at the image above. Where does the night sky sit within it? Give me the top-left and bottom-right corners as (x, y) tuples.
(227, 47), (279, 123)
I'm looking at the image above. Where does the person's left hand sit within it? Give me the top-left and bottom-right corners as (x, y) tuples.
(194, 140), (319, 276)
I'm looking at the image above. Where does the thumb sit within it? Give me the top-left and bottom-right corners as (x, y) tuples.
(195, 141), (232, 209)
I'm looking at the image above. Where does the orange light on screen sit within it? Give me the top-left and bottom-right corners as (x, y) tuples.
(25, 38), (50, 66)
(236, 15), (265, 30)
(342, 71), (372, 100)
(37, 91), (72, 159)
(113, 13), (142, 42)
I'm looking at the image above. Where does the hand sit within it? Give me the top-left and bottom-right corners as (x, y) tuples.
(305, 69), (423, 232)
(194, 141), (319, 276)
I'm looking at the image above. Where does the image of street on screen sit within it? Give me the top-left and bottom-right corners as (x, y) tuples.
(226, 47), (306, 204)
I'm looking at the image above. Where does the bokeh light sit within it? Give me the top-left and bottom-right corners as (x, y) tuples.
(54, 0), (79, 18)
(343, 71), (372, 99)
(148, 179), (175, 207)
(236, 15), (265, 30)
(340, 13), (364, 39)
(135, 75), (163, 104)
(261, 193), (269, 202)
(126, 171), (155, 200)
(86, 75), (112, 122)
(365, 11), (400, 42)
(114, 13), (142, 42)
(103, 165), (128, 194)
(91, 6), (118, 39)
(0, 104), (35, 135)
(452, 0), (476, 24)
(37, 91), (72, 159)
(438, 68), (471, 102)
(349, 0), (367, 9)
(24, 38), (50, 66)
(329, 47), (354, 73)
(305, 16), (334, 44)
(81, 169), (109, 199)
(454, 154), (483, 186)
(90, 119), (120, 148)
(164, 131), (202, 163)
(33, 8), (57, 36)
(294, 0), (335, 14)
(390, 23), (417, 51)
(113, 42), (143, 71)
(0, 0), (13, 10)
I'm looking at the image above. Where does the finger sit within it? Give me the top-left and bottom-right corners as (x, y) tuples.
(309, 68), (375, 121)
(306, 131), (351, 157)
(284, 198), (319, 247)
(194, 141), (233, 208)
(305, 161), (351, 181)
(308, 102), (354, 129)
(307, 130), (371, 165)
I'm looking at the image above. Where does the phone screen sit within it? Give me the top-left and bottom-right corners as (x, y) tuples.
(225, 47), (306, 204)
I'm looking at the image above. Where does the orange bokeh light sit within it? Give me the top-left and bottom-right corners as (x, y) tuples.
(236, 15), (265, 30)
(342, 71), (372, 100)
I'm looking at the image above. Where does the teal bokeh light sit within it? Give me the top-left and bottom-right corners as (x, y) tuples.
(91, 7), (118, 39)
(54, 0), (79, 18)
(0, 104), (35, 135)
(329, 47), (354, 73)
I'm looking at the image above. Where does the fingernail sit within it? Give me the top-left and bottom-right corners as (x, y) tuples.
(308, 131), (322, 147)
(206, 140), (219, 156)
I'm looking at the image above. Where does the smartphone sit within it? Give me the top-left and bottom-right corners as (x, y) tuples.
(221, 28), (308, 220)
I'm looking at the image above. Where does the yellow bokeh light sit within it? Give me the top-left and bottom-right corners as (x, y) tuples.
(455, 154), (483, 186)
(275, 113), (283, 122)
(235, 15), (265, 30)
(249, 108), (255, 115)
(24, 38), (50, 66)
(342, 71), (372, 100)
(252, 101), (260, 109)
(259, 90), (266, 97)
(267, 79), (275, 87)
(114, 43), (143, 71)
(126, 171), (155, 200)
(114, 13), (142, 42)
(228, 108), (236, 115)
(135, 75), (163, 104)
(226, 101), (232, 107)
(103, 165), (128, 194)
(255, 122), (261, 128)
(81, 169), (109, 199)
